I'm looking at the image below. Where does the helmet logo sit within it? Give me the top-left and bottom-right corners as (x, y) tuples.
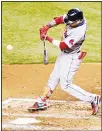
(70, 13), (76, 16)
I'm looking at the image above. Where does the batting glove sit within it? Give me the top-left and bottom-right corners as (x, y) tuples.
(40, 25), (50, 40)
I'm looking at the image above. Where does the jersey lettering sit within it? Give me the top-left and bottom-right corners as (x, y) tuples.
(69, 39), (74, 46)
(64, 30), (68, 38)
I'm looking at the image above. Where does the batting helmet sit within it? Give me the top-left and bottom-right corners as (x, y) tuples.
(64, 8), (83, 24)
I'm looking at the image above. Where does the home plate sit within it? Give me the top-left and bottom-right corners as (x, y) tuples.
(10, 118), (41, 124)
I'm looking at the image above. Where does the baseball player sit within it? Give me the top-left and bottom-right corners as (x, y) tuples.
(28, 8), (101, 115)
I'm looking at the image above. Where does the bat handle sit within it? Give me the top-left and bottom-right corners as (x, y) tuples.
(43, 38), (48, 65)
(43, 35), (47, 43)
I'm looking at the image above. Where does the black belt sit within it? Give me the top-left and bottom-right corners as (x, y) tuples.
(77, 51), (80, 53)
(63, 50), (80, 53)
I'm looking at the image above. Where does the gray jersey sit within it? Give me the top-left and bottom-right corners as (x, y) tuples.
(62, 18), (87, 54)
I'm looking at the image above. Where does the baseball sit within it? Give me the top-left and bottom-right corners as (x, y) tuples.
(6, 44), (13, 51)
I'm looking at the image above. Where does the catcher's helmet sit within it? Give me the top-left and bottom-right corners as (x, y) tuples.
(64, 8), (83, 24)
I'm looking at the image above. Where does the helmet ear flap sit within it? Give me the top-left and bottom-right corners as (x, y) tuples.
(64, 15), (69, 23)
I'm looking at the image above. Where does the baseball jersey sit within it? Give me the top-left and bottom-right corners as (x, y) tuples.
(62, 15), (87, 54)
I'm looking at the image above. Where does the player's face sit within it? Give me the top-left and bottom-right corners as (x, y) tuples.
(68, 20), (82, 27)
(70, 21), (79, 27)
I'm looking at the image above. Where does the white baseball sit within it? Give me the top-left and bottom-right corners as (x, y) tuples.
(6, 45), (13, 50)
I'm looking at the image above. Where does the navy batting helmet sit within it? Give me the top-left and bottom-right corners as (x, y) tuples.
(64, 8), (83, 24)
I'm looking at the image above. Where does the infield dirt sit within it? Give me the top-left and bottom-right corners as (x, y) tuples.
(2, 63), (101, 130)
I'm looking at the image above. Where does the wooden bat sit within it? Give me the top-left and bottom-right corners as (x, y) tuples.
(43, 39), (48, 65)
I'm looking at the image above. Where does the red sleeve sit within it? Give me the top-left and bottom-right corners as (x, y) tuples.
(54, 16), (64, 25)
(59, 42), (69, 50)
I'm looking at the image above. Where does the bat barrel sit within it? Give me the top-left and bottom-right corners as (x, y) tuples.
(44, 49), (48, 64)
(43, 39), (48, 65)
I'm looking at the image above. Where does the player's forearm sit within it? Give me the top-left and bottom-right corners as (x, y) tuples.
(47, 16), (64, 28)
(46, 36), (69, 50)
(40, 16), (64, 40)
(46, 36), (60, 47)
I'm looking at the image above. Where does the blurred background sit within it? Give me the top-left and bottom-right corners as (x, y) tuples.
(2, 2), (101, 64)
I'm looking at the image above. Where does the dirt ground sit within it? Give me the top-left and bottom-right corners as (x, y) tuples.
(2, 63), (101, 130)
(2, 63), (101, 100)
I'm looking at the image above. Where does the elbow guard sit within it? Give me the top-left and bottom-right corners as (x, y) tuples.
(59, 42), (69, 50)
(54, 16), (64, 25)
(52, 40), (69, 50)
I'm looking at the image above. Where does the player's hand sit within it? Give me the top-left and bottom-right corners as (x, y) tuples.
(40, 33), (53, 43)
(40, 33), (46, 40)
(45, 35), (53, 43)
(40, 25), (49, 34)
(40, 25), (49, 40)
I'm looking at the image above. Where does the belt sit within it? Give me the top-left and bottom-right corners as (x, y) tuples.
(63, 50), (80, 54)
(77, 51), (80, 53)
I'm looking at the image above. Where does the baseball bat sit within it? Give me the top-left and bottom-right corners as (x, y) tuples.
(43, 39), (48, 65)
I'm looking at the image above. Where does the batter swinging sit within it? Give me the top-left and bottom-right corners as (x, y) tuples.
(28, 8), (101, 115)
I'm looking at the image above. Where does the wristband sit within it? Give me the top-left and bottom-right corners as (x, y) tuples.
(46, 36), (60, 48)
(46, 36), (53, 43)
(52, 40), (60, 47)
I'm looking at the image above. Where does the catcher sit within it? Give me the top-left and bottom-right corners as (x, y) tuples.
(28, 8), (101, 115)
